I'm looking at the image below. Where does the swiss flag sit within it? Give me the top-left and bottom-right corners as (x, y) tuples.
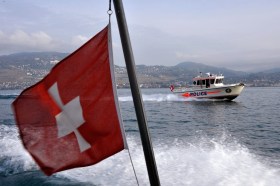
(12, 24), (127, 176)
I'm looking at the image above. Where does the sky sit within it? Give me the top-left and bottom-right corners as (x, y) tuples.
(1, 0), (280, 72)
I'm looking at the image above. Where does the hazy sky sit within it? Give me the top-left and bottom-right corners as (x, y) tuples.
(1, 0), (280, 72)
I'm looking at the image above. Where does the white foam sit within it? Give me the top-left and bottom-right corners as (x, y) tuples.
(119, 94), (197, 102)
(2, 126), (280, 185)
(58, 136), (280, 186)
(0, 125), (37, 175)
(155, 138), (280, 186)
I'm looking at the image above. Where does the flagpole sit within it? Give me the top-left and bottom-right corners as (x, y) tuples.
(112, 0), (161, 185)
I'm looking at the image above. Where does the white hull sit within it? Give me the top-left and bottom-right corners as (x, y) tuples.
(172, 83), (245, 101)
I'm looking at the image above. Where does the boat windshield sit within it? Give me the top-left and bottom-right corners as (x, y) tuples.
(194, 77), (220, 86)
(215, 78), (223, 84)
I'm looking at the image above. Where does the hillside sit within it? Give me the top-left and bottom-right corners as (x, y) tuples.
(0, 52), (279, 89)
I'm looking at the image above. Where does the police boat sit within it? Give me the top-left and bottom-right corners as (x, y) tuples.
(170, 72), (245, 101)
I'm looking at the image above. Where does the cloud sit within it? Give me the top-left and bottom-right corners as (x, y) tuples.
(0, 30), (96, 55)
(1, 0), (280, 72)
(10, 30), (52, 47)
(175, 52), (200, 61)
(71, 35), (89, 47)
(0, 30), (60, 53)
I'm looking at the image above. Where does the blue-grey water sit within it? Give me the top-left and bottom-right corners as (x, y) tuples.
(0, 87), (280, 185)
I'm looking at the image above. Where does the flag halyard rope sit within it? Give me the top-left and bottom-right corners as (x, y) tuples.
(108, 2), (139, 185)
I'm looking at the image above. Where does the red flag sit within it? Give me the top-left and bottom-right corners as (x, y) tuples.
(12, 24), (127, 176)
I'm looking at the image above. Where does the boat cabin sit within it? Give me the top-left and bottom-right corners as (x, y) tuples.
(192, 73), (224, 88)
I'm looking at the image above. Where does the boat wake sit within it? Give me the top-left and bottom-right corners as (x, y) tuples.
(1, 125), (279, 186)
(119, 93), (214, 102)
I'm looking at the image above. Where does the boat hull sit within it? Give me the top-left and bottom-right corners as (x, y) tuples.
(172, 83), (245, 101)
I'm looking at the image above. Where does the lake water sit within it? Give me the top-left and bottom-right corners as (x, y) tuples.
(0, 87), (280, 185)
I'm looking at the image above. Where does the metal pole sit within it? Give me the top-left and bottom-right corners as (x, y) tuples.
(113, 0), (161, 185)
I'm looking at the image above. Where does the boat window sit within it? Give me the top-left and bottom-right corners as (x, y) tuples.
(197, 80), (200, 85)
(193, 81), (196, 85)
(202, 80), (205, 85)
(206, 79), (210, 88)
(210, 79), (215, 84)
(215, 78), (223, 84)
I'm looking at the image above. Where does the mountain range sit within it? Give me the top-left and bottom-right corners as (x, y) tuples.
(0, 52), (279, 89)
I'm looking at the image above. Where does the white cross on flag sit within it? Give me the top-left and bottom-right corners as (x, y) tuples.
(12, 24), (127, 176)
